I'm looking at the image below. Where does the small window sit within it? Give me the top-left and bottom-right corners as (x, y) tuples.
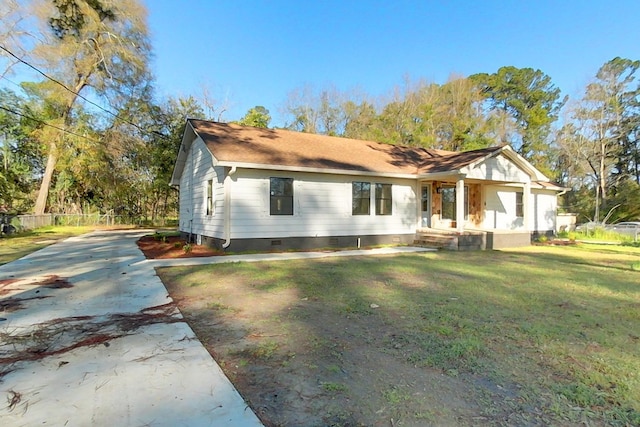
(270, 177), (293, 215)
(375, 183), (392, 215)
(516, 191), (524, 217)
(206, 179), (214, 216)
(352, 181), (371, 215)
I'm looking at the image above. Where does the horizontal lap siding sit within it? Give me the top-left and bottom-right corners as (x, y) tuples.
(179, 138), (225, 239)
(483, 186), (523, 230)
(229, 170), (417, 239)
(467, 154), (530, 182)
(531, 190), (557, 232)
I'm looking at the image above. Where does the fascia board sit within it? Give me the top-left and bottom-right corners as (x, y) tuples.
(214, 161), (419, 180)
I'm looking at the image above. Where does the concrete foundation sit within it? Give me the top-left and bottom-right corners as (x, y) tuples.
(188, 233), (416, 253)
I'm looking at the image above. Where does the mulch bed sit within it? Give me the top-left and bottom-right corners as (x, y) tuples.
(534, 239), (578, 246)
(136, 235), (222, 259)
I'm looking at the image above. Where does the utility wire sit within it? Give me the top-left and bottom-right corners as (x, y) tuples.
(0, 104), (103, 145)
(0, 44), (170, 140)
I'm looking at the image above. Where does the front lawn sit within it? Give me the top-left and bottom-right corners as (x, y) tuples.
(159, 244), (640, 426)
(0, 226), (100, 265)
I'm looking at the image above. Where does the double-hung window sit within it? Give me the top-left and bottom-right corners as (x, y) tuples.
(352, 182), (371, 215)
(515, 191), (524, 218)
(375, 183), (392, 215)
(206, 179), (214, 216)
(270, 177), (294, 215)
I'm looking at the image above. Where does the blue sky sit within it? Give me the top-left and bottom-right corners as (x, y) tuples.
(91, 1), (640, 126)
(147, 1), (640, 127)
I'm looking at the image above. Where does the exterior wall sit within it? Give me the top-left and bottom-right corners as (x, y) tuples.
(483, 186), (524, 230)
(178, 138), (225, 240)
(482, 186), (557, 233)
(227, 169), (418, 240)
(530, 189), (557, 233)
(465, 154), (531, 183)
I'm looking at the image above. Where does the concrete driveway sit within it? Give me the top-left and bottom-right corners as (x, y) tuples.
(0, 230), (263, 427)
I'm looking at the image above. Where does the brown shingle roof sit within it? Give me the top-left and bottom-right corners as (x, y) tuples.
(189, 119), (503, 176)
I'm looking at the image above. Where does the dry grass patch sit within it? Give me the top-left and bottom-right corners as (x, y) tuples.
(159, 244), (640, 427)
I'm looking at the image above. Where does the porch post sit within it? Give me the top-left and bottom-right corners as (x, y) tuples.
(523, 181), (531, 231)
(456, 176), (465, 232)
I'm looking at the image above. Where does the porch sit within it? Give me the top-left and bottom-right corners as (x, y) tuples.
(414, 228), (532, 250)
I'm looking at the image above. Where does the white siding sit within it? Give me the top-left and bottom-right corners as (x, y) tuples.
(466, 154), (531, 182)
(228, 169), (417, 239)
(178, 138), (225, 238)
(483, 186), (557, 232)
(483, 186), (524, 230)
(530, 189), (557, 232)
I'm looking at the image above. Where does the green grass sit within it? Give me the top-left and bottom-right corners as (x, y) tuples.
(160, 243), (640, 425)
(0, 226), (106, 265)
(566, 227), (637, 243)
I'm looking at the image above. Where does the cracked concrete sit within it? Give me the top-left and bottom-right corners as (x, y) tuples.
(0, 230), (263, 427)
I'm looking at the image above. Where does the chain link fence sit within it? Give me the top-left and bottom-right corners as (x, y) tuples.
(1, 214), (177, 235)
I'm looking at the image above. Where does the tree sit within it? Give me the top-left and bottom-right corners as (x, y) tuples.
(471, 66), (565, 172)
(21, 0), (152, 214)
(558, 57), (640, 222)
(0, 88), (43, 212)
(237, 106), (271, 128)
(0, 0), (26, 78)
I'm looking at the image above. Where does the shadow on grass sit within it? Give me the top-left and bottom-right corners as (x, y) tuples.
(159, 245), (640, 426)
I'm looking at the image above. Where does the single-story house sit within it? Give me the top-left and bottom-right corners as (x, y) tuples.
(171, 119), (566, 251)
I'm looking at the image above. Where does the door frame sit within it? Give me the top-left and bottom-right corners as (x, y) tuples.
(420, 183), (431, 228)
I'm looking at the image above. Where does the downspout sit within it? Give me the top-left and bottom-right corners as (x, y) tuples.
(189, 143), (194, 243)
(555, 188), (570, 233)
(222, 166), (237, 249)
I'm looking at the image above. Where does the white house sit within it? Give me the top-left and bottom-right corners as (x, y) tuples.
(171, 119), (565, 251)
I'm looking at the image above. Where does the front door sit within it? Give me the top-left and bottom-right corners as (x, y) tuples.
(441, 185), (468, 228)
(421, 184), (431, 227)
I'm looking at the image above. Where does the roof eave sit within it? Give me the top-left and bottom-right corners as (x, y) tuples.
(215, 160), (420, 179)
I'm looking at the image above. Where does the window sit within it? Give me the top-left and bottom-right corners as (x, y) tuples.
(375, 183), (392, 215)
(516, 191), (524, 217)
(441, 185), (468, 220)
(270, 177), (293, 215)
(352, 181), (371, 215)
(206, 179), (214, 216)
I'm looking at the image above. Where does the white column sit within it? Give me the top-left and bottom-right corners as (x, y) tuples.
(456, 177), (465, 232)
(523, 181), (531, 231)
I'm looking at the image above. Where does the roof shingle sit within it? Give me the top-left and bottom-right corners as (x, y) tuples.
(188, 119), (503, 176)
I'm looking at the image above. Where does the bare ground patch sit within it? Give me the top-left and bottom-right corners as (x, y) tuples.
(161, 259), (553, 427)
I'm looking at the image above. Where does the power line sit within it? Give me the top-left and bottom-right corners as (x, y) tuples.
(0, 44), (170, 140)
(0, 104), (103, 145)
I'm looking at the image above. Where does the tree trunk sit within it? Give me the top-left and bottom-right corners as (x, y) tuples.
(34, 144), (57, 214)
(599, 139), (607, 202)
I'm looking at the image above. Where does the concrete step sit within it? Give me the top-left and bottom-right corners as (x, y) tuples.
(414, 234), (457, 249)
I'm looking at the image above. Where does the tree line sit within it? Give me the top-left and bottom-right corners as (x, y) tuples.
(277, 62), (640, 224)
(1, 0), (638, 225)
